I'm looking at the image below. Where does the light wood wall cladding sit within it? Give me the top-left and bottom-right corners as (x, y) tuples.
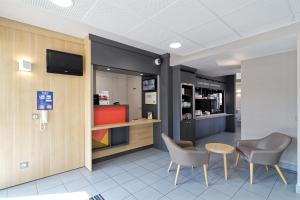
(92, 124), (153, 159)
(84, 37), (92, 171)
(0, 18), (85, 189)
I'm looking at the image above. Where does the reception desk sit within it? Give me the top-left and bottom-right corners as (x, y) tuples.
(91, 105), (160, 161)
(92, 118), (161, 130)
(92, 118), (160, 160)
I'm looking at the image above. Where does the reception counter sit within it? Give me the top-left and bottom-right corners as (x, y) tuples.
(92, 118), (160, 160)
(92, 119), (161, 130)
(91, 104), (160, 162)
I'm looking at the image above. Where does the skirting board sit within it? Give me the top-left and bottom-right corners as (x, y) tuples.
(279, 161), (297, 172)
(296, 184), (300, 193)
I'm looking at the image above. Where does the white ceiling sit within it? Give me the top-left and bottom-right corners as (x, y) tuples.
(0, 0), (300, 76)
(184, 34), (297, 76)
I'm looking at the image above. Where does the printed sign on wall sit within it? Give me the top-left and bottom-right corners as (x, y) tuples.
(37, 91), (53, 110)
(145, 92), (157, 105)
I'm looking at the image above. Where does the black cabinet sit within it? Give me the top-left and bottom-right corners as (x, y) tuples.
(180, 120), (195, 142)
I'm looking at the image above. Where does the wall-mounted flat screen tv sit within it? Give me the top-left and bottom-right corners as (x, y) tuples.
(143, 79), (156, 91)
(46, 49), (83, 76)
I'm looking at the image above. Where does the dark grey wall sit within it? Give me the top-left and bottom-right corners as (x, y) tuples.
(142, 76), (158, 119)
(141, 75), (162, 149)
(158, 54), (171, 150)
(172, 66), (182, 141)
(168, 65), (173, 139)
(225, 75), (236, 132)
(90, 34), (160, 75)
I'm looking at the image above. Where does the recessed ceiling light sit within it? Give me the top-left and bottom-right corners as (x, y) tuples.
(50, 0), (74, 8)
(169, 42), (182, 49)
(106, 68), (111, 71)
(140, 73), (143, 76)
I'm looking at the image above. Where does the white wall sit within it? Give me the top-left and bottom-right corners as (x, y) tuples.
(95, 71), (129, 104)
(95, 71), (142, 120)
(241, 51), (297, 169)
(127, 76), (142, 120)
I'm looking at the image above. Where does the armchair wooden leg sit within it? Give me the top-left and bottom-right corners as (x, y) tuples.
(274, 164), (287, 184)
(265, 165), (269, 172)
(203, 164), (208, 187)
(207, 152), (210, 167)
(175, 165), (181, 185)
(235, 153), (240, 168)
(250, 162), (254, 184)
(168, 161), (173, 172)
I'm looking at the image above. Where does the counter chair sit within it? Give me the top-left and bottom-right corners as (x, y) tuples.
(235, 132), (292, 184)
(161, 133), (209, 187)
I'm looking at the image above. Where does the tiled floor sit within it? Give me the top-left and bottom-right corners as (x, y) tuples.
(0, 130), (299, 200)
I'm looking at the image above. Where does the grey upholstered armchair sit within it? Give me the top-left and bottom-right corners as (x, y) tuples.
(235, 132), (292, 184)
(161, 133), (209, 186)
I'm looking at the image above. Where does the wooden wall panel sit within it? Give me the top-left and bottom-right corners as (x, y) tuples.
(0, 18), (85, 189)
(84, 37), (92, 171)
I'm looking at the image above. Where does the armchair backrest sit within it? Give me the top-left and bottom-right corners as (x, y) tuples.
(161, 133), (183, 163)
(257, 132), (292, 152)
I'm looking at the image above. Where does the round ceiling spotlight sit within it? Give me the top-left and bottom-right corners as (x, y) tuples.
(169, 42), (182, 49)
(50, 0), (74, 8)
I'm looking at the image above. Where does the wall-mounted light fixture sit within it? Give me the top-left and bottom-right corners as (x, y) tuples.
(18, 59), (32, 72)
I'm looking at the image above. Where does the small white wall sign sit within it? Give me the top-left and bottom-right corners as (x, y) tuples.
(145, 92), (157, 105)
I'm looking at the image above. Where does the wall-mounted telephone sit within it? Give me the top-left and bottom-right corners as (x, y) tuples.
(40, 110), (48, 131)
(37, 91), (53, 132)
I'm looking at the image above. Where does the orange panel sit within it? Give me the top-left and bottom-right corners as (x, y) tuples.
(92, 129), (109, 149)
(94, 106), (127, 125)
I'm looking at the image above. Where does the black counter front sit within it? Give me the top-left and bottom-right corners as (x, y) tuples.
(195, 114), (231, 139)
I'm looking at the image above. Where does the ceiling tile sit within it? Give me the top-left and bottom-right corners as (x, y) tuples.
(200, 0), (257, 16)
(82, 1), (145, 35)
(107, 0), (176, 19)
(19, 0), (96, 20)
(126, 20), (178, 47)
(183, 35), (296, 75)
(184, 19), (239, 48)
(223, 0), (293, 36)
(151, 0), (216, 34)
(288, 0), (300, 20)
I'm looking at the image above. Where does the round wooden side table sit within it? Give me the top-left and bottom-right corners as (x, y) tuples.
(205, 143), (235, 180)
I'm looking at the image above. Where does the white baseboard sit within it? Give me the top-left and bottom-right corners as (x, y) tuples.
(279, 161), (297, 172)
(296, 184), (300, 193)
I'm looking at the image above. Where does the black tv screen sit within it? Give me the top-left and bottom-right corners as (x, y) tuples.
(143, 79), (156, 91)
(46, 49), (83, 76)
